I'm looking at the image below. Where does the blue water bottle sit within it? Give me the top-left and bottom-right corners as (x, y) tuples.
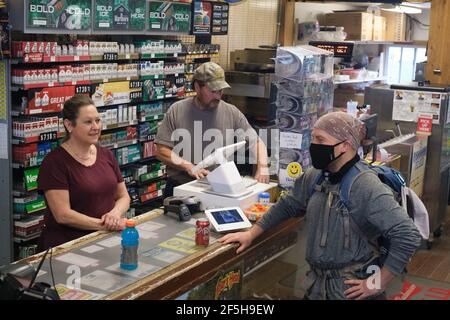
(120, 220), (139, 270)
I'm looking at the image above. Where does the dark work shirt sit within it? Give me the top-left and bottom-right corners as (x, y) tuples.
(37, 146), (123, 250)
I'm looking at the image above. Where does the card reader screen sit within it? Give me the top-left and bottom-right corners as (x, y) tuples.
(211, 209), (244, 224)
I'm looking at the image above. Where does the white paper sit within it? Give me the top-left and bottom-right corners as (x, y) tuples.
(142, 247), (184, 264)
(80, 270), (131, 292)
(136, 221), (165, 232)
(106, 262), (161, 278)
(0, 124), (7, 159)
(392, 90), (442, 124)
(81, 245), (104, 254)
(55, 252), (99, 268)
(138, 230), (159, 240)
(280, 132), (303, 149)
(97, 236), (122, 248)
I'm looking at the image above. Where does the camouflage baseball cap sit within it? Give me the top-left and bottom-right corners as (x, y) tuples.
(193, 62), (231, 91)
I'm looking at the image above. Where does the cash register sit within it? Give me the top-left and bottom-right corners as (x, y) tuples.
(173, 141), (276, 210)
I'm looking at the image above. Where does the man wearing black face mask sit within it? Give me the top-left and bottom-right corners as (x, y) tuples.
(219, 112), (422, 300)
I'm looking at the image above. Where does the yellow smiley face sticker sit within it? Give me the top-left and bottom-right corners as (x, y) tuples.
(287, 162), (302, 178)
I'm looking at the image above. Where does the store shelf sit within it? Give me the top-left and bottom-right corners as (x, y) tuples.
(11, 53), (140, 64)
(14, 232), (42, 243)
(12, 108), (62, 116)
(140, 114), (164, 122)
(138, 170), (166, 184)
(140, 52), (185, 59)
(138, 191), (164, 205)
(12, 77), (140, 91)
(138, 134), (157, 143)
(310, 40), (424, 46)
(334, 77), (386, 85)
(100, 139), (138, 150)
(11, 52), (188, 65)
(184, 91), (197, 97)
(13, 190), (37, 197)
(11, 55), (91, 64)
(12, 132), (65, 145)
(102, 120), (138, 132)
(186, 53), (220, 59)
(119, 156), (158, 169)
(90, 53), (140, 61)
(12, 162), (42, 169)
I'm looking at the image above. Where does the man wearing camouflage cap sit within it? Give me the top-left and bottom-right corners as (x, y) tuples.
(220, 111), (421, 300)
(155, 62), (269, 197)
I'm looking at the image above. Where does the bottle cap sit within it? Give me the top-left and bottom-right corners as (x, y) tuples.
(126, 220), (136, 228)
(259, 192), (270, 199)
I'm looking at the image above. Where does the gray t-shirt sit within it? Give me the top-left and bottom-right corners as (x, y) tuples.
(155, 97), (258, 184)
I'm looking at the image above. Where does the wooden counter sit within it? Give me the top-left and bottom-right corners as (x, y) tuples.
(19, 208), (302, 300)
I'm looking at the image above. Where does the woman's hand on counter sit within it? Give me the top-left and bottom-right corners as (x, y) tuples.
(101, 209), (126, 231)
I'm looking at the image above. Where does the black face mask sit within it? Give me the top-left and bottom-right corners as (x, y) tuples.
(309, 141), (345, 170)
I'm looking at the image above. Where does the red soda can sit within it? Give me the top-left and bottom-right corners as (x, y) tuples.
(196, 218), (210, 246)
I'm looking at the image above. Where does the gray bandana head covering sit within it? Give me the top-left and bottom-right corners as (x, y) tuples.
(313, 112), (365, 150)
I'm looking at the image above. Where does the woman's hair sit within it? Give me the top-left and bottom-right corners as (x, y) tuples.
(62, 95), (95, 141)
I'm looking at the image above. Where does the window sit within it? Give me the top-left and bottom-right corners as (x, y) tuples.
(386, 46), (427, 84)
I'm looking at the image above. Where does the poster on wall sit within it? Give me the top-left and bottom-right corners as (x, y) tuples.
(192, 1), (212, 35)
(148, 1), (191, 34)
(392, 90), (443, 124)
(211, 2), (228, 35)
(26, 0), (92, 31)
(94, 0), (146, 31)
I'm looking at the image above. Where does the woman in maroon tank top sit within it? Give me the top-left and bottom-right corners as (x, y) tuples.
(37, 95), (130, 250)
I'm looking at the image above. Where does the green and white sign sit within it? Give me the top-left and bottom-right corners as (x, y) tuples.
(148, 1), (191, 34)
(94, 0), (146, 31)
(26, 0), (92, 31)
(24, 167), (40, 191)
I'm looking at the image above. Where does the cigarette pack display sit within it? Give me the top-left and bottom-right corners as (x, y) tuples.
(138, 102), (163, 119)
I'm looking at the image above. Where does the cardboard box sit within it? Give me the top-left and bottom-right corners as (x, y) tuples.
(325, 12), (373, 41)
(373, 15), (386, 41)
(380, 11), (406, 42)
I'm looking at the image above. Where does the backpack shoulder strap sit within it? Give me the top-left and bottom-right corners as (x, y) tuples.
(339, 160), (381, 254)
(339, 160), (371, 208)
(308, 170), (325, 198)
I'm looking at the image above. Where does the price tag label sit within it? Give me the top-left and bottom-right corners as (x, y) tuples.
(39, 131), (58, 142)
(75, 84), (91, 94)
(103, 53), (118, 61)
(130, 91), (143, 102)
(129, 80), (143, 89)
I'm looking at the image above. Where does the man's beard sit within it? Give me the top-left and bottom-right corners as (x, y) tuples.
(206, 99), (220, 110)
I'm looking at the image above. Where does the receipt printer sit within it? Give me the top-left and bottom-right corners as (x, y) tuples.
(163, 196), (201, 221)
